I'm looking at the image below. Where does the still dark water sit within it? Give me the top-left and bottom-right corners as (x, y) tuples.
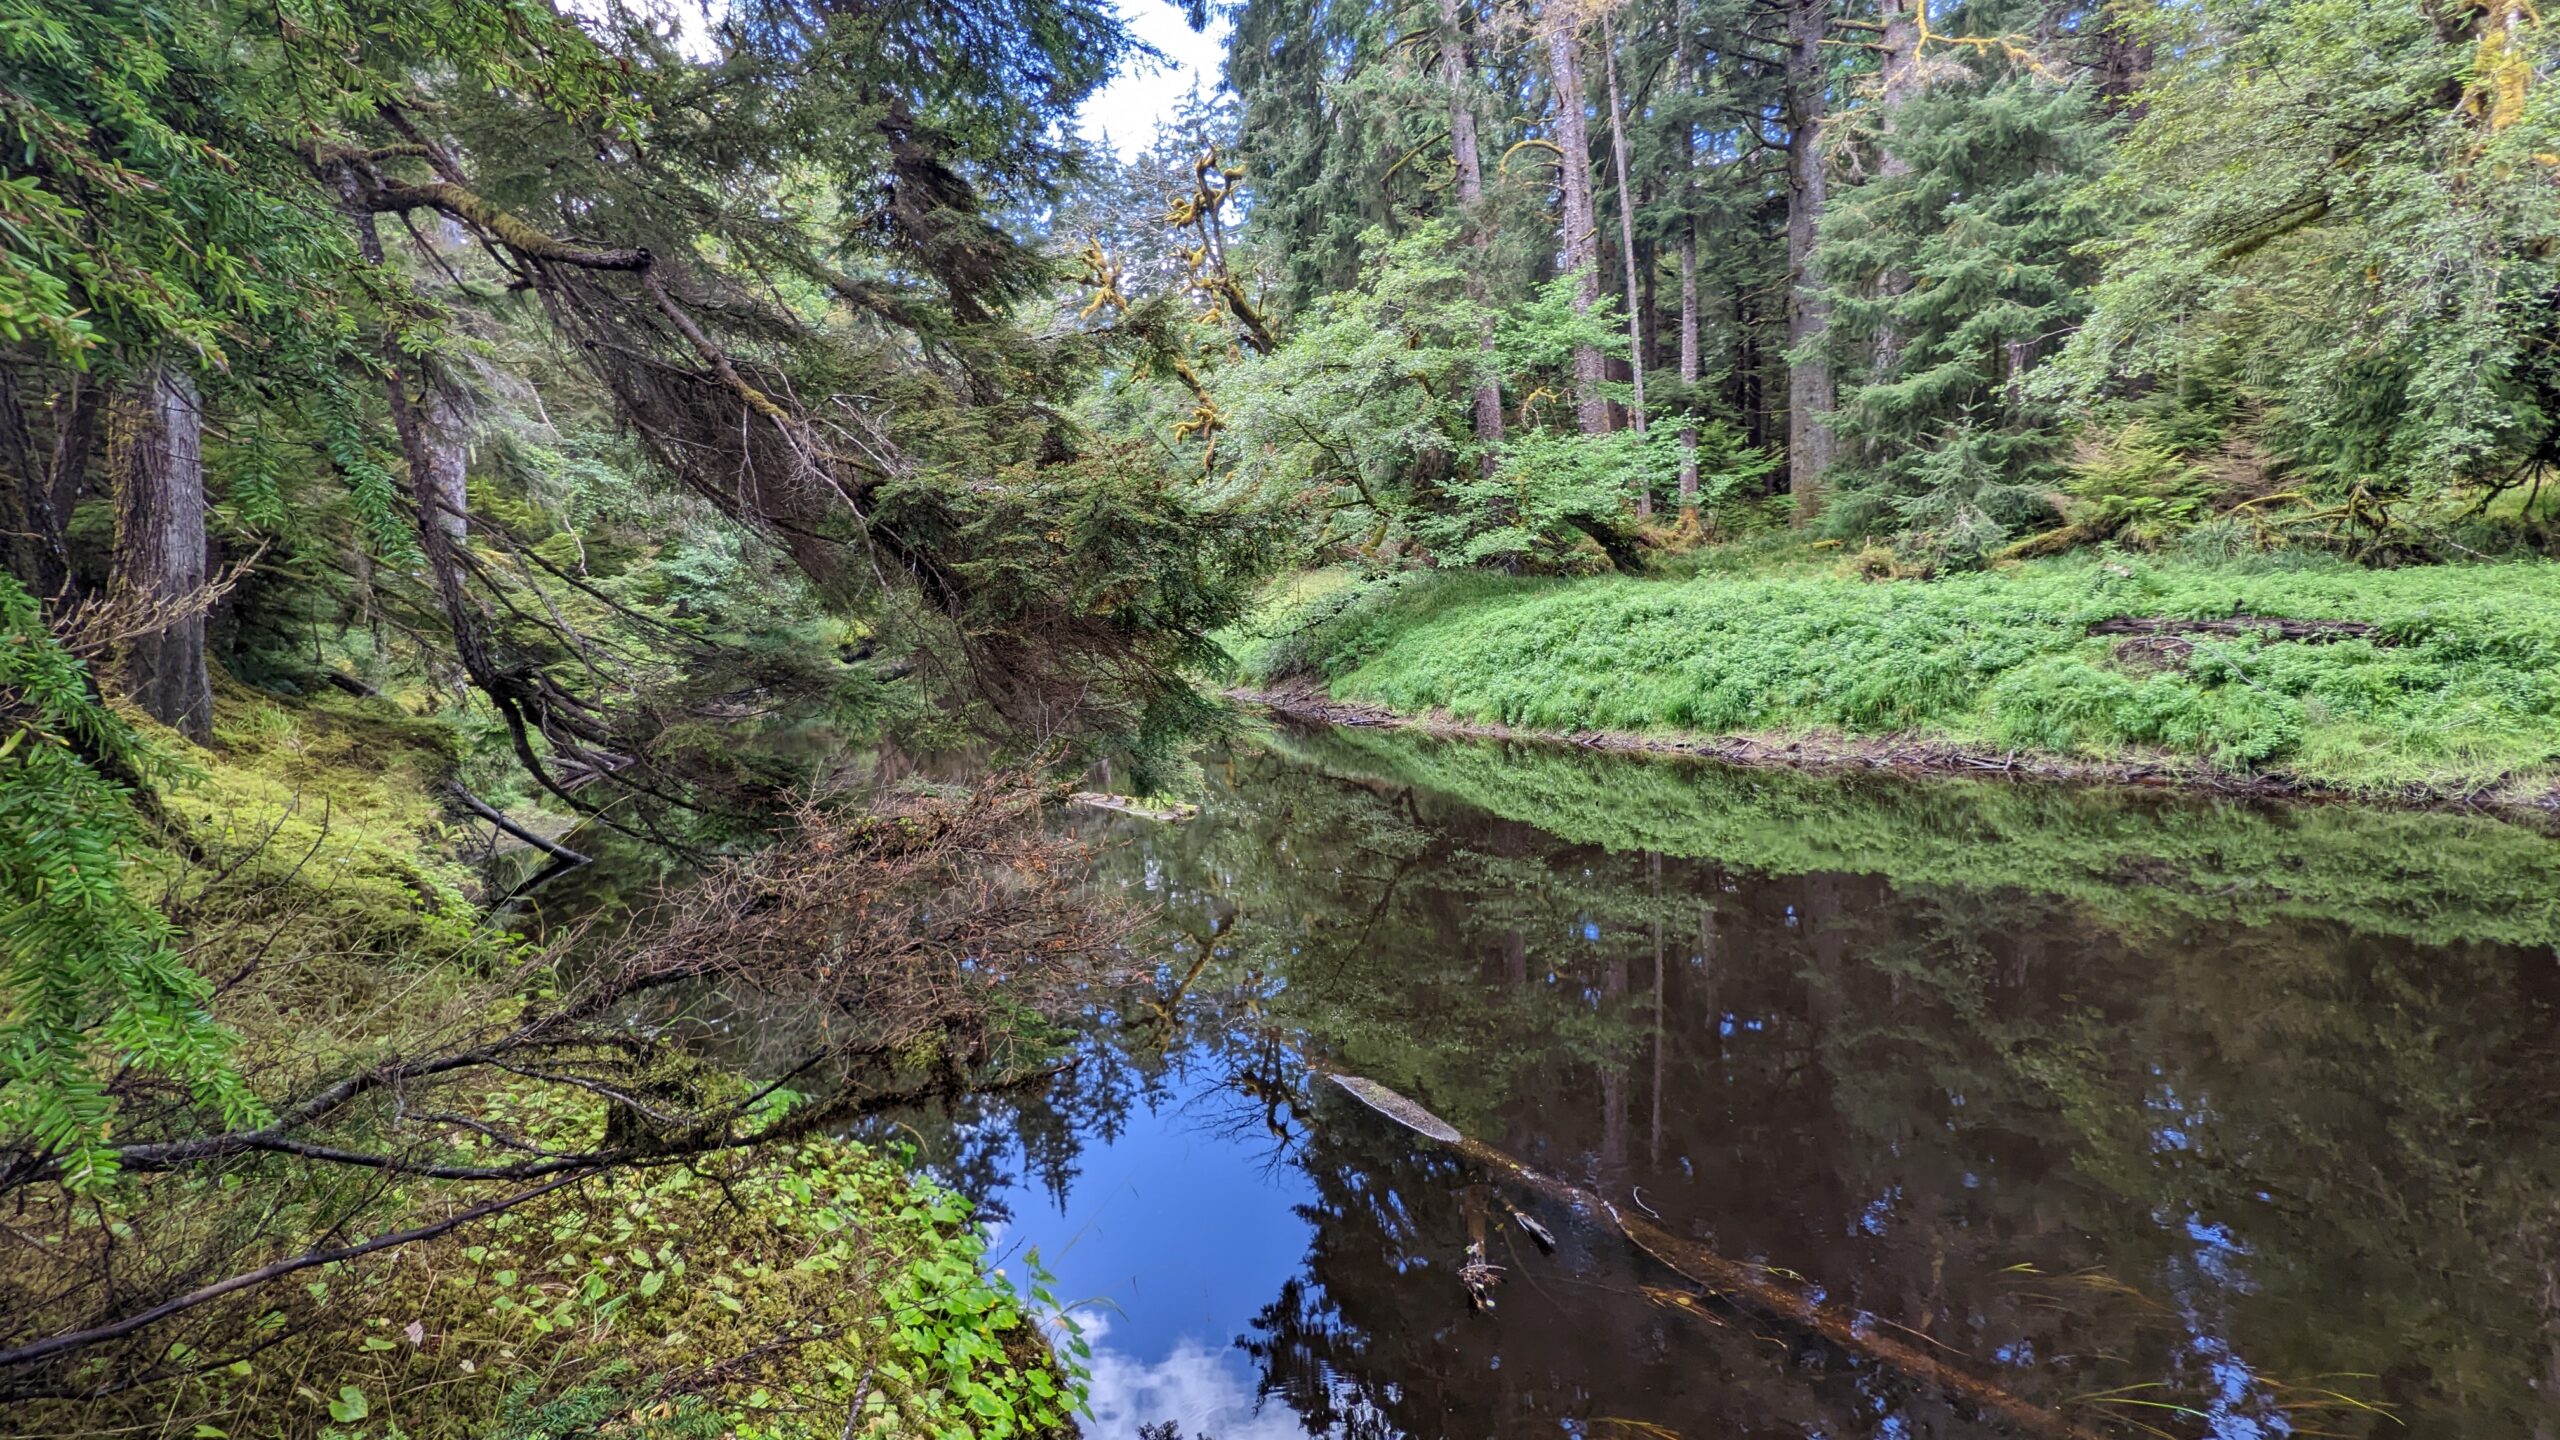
(909, 724), (2560, 1440)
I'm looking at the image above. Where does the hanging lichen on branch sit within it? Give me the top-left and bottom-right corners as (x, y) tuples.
(1166, 145), (1276, 357)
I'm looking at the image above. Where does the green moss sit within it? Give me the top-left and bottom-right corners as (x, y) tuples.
(50, 683), (1082, 1439)
(1240, 554), (2560, 794)
(124, 682), (506, 1054)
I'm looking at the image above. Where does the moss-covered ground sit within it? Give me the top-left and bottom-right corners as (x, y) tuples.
(1221, 552), (2560, 799)
(18, 686), (1080, 1440)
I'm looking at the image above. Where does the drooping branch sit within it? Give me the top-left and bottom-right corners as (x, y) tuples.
(445, 781), (591, 866)
(316, 130), (1237, 754)
(0, 774), (1123, 1387)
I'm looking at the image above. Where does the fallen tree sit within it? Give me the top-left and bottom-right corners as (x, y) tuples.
(1326, 1071), (2109, 1440)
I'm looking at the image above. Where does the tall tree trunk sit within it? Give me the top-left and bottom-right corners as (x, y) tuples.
(1639, 252), (1660, 377)
(1601, 11), (1650, 516)
(1876, 0), (1925, 179)
(1677, 227), (1700, 519)
(1439, 0), (1505, 474)
(108, 358), (214, 741)
(1676, 0), (1702, 525)
(420, 375), (470, 544)
(1867, 0), (1926, 381)
(2090, 0), (2154, 110)
(1784, 0), (1837, 524)
(419, 218), (475, 544)
(1545, 5), (1608, 436)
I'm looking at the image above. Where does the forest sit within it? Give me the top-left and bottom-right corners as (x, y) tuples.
(4, 0), (2560, 1433)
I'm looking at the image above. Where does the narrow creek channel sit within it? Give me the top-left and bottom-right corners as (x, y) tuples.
(910, 723), (2560, 1439)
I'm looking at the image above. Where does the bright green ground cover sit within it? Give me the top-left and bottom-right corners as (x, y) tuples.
(1224, 555), (2560, 793)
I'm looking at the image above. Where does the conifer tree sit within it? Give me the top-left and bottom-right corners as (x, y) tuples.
(1814, 73), (2113, 559)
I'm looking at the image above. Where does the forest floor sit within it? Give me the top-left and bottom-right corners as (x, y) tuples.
(39, 684), (1075, 1440)
(1218, 549), (2560, 810)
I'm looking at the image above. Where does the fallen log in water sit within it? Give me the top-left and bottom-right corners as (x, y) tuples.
(1324, 1072), (2108, 1440)
(1332, 1072), (1459, 1141)
(1065, 791), (1199, 822)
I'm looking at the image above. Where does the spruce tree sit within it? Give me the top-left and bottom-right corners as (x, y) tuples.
(1813, 73), (2114, 560)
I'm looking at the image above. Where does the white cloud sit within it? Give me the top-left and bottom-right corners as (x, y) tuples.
(1072, 1311), (1306, 1440)
(560, 0), (724, 58)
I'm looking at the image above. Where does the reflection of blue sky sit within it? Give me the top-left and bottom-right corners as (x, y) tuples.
(2155, 1201), (2290, 1438)
(981, 1064), (1324, 1437)
(1067, 1313), (1311, 1440)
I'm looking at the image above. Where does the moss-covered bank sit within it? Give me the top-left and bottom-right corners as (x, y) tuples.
(1222, 556), (2560, 802)
(15, 687), (1080, 1440)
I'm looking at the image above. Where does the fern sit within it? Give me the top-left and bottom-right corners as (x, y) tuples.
(0, 573), (263, 1188)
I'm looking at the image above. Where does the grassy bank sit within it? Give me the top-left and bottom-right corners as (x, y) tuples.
(1222, 554), (2560, 799)
(17, 688), (1079, 1440)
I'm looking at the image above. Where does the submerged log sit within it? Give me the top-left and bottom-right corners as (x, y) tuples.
(1324, 1072), (2107, 1440)
(1330, 1073), (1459, 1142)
(1066, 792), (1199, 823)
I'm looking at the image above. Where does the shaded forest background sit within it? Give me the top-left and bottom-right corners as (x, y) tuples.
(1079, 0), (2560, 570)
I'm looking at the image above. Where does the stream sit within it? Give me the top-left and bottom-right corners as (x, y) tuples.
(905, 723), (2560, 1439)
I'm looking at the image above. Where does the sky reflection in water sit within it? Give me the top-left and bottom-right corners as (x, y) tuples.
(917, 728), (2560, 1439)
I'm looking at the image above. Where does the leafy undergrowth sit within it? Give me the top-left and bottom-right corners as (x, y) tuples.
(15, 1125), (1079, 1440)
(1224, 554), (2560, 795)
(29, 686), (1084, 1440)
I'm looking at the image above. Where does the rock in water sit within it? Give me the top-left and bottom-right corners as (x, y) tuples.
(1330, 1073), (1460, 1143)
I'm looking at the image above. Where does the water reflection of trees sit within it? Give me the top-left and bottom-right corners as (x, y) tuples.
(971, 735), (2560, 1436)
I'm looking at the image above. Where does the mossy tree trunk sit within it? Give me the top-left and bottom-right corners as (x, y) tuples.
(1438, 0), (1505, 475)
(1602, 10), (1650, 517)
(108, 358), (214, 741)
(1676, 0), (1702, 524)
(0, 366), (95, 603)
(420, 375), (471, 543)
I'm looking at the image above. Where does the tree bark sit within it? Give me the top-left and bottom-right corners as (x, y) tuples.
(1676, 0), (1702, 523)
(1439, 0), (1506, 474)
(1868, 0), (1926, 380)
(1784, 0), (1838, 525)
(1876, 0), (1925, 179)
(2090, 0), (2154, 110)
(1545, 5), (1609, 436)
(420, 375), (470, 543)
(108, 358), (214, 740)
(0, 366), (78, 601)
(1601, 11), (1650, 516)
